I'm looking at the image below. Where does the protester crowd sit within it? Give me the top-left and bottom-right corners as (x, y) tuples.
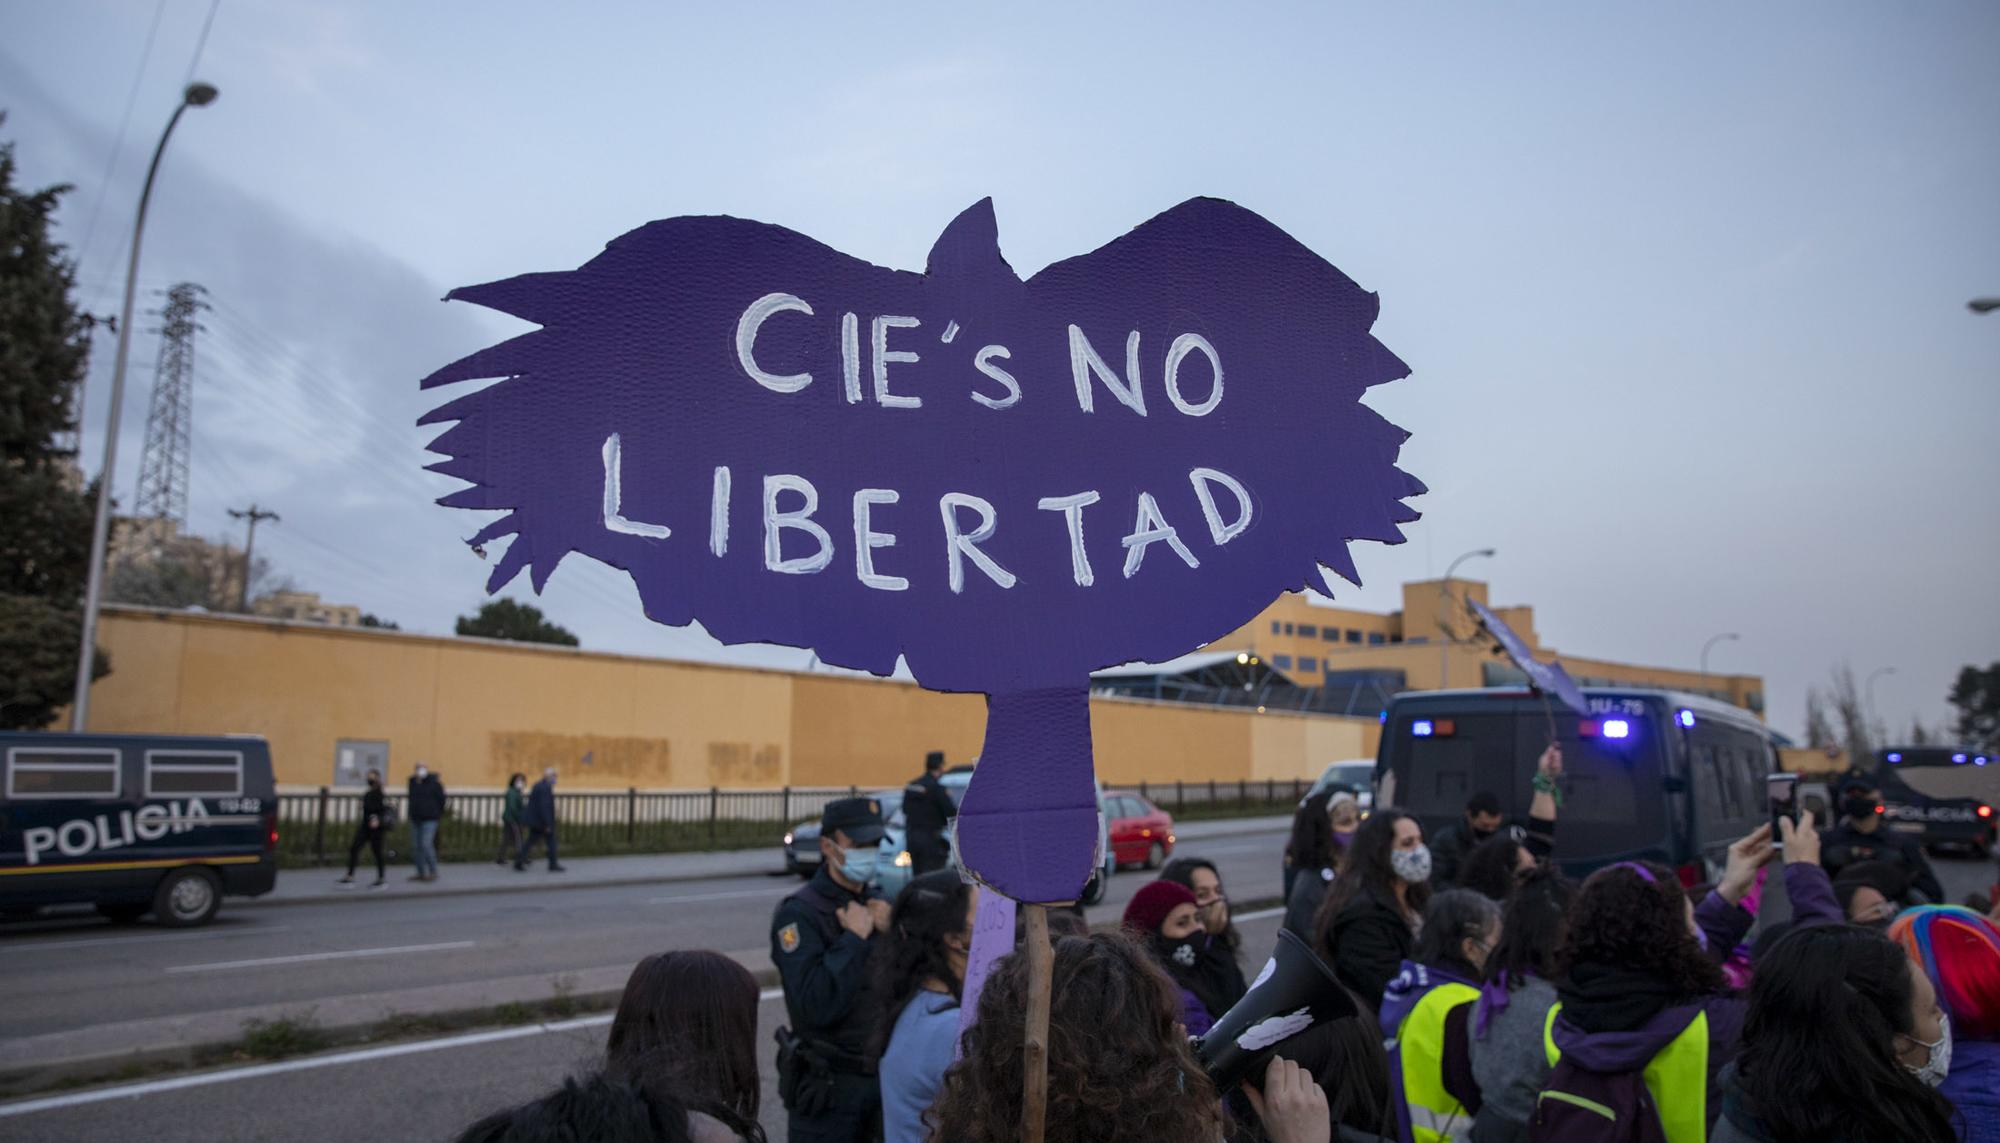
(445, 749), (2000, 1143)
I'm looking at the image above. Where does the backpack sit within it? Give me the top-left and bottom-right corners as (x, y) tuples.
(1529, 1060), (1668, 1143)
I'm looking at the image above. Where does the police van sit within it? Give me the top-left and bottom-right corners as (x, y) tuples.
(0, 732), (279, 926)
(1873, 745), (1997, 854)
(1374, 687), (1773, 884)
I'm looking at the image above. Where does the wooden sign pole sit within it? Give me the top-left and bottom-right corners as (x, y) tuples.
(1022, 902), (1052, 1143)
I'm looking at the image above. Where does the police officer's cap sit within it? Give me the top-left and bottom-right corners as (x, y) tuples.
(820, 797), (886, 844)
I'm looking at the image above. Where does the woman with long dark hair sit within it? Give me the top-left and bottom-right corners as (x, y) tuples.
(1379, 889), (1501, 1143)
(1161, 856), (1250, 1014)
(1284, 793), (1361, 938)
(605, 949), (765, 1142)
(1468, 867), (1575, 1143)
(1282, 789), (1336, 902)
(931, 931), (1224, 1143)
(872, 870), (976, 1143)
(1312, 809), (1432, 1009)
(1713, 924), (1957, 1142)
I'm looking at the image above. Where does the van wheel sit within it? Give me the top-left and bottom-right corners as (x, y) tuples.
(1145, 842), (1164, 870)
(97, 903), (149, 924)
(154, 868), (221, 928)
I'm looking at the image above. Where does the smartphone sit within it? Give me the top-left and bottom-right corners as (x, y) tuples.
(1767, 772), (1801, 837)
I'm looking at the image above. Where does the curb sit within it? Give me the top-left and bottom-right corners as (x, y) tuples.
(246, 815), (1292, 909)
(0, 895), (1287, 1102)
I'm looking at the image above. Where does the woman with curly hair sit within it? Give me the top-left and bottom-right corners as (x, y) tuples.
(1311, 809), (1431, 1009)
(871, 871), (976, 1143)
(1712, 924), (1957, 1142)
(1889, 905), (2000, 1141)
(604, 949), (765, 1142)
(1540, 816), (1840, 1141)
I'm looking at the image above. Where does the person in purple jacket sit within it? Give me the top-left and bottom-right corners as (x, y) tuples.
(1539, 813), (1843, 1140)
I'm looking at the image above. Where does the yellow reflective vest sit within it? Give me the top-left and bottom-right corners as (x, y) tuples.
(1389, 979), (1481, 1143)
(1539, 1001), (1711, 1143)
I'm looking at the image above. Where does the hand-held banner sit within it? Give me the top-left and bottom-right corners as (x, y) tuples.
(419, 197), (1422, 902)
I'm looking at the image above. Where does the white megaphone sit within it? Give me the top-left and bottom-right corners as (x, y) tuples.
(1194, 927), (1358, 1093)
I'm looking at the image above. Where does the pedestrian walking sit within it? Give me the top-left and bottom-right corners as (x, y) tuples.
(606, 949), (767, 1142)
(406, 762), (446, 882)
(874, 870), (976, 1143)
(515, 767), (564, 872)
(497, 772), (527, 865)
(900, 750), (957, 875)
(337, 769), (388, 888)
(770, 796), (892, 1143)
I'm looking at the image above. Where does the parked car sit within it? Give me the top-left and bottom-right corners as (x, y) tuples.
(1305, 758), (1376, 812)
(1105, 791), (1176, 869)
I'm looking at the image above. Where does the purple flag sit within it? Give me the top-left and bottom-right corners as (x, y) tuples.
(419, 198), (1421, 902)
(1466, 597), (1591, 716)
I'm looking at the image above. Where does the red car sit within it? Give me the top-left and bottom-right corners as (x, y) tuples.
(1106, 791), (1176, 869)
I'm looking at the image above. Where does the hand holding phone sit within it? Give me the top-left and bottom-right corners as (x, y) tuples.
(1767, 773), (1801, 839)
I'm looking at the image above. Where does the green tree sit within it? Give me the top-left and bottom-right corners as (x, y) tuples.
(0, 119), (108, 729)
(1948, 663), (2000, 753)
(455, 599), (578, 646)
(358, 613), (400, 630)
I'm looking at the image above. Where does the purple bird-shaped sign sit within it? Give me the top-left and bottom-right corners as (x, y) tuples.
(1466, 597), (1591, 717)
(418, 198), (1422, 903)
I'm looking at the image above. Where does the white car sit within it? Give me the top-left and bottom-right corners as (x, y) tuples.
(1305, 759), (1376, 812)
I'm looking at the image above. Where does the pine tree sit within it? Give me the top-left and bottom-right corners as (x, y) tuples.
(0, 118), (111, 729)
(455, 599), (579, 646)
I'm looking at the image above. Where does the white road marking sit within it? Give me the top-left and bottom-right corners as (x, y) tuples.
(1, 926), (291, 954)
(0, 986), (793, 1116)
(646, 888), (784, 905)
(164, 940), (475, 974)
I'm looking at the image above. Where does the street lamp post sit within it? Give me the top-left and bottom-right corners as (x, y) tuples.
(70, 82), (219, 732)
(1437, 547), (1496, 688)
(1865, 666), (1897, 747)
(1700, 632), (1740, 684)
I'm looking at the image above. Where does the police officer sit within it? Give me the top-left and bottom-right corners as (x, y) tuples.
(772, 796), (892, 1142)
(1821, 775), (1945, 903)
(901, 751), (958, 876)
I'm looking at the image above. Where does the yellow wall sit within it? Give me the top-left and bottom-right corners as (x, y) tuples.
(81, 607), (1369, 792)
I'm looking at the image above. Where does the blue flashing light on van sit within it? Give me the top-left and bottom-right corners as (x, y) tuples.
(1374, 687), (1776, 886)
(1, 732), (279, 926)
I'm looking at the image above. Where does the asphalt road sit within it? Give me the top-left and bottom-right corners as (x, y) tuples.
(0, 828), (1291, 1041)
(4, 848), (1992, 1143)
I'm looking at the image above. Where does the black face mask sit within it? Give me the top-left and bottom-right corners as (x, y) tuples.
(1844, 795), (1878, 819)
(1154, 933), (1201, 974)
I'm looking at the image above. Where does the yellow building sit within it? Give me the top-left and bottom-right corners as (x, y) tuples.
(80, 606), (1373, 792)
(1219, 579), (1765, 716)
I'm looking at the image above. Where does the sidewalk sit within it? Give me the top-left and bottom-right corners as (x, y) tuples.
(253, 814), (1292, 908)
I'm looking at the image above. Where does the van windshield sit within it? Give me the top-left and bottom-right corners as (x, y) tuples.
(1385, 703), (1668, 862)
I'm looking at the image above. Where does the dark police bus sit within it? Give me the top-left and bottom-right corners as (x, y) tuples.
(1, 732), (279, 926)
(1374, 688), (1773, 885)
(1874, 744), (1997, 855)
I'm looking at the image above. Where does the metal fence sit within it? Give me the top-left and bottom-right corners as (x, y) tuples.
(276, 779), (1307, 868)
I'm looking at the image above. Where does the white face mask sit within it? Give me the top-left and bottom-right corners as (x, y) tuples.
(1903, 1012), (1952, 1088)
(414, 766), (429, 779)
(1390, 843), (1433, 884)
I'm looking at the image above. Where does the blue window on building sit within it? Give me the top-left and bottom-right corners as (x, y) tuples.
(1270, 620), (1281, 634)
(1388, 634), (1404, 644)
(1367, 632), (1386, 645)
(1299, 656), (1318, 672)
(1283, 623), (1294, 635)
(1273, 655), (1293, 670)
(1322, 628), (1339, 642)
(1298, 624), (1317, 639)
(1345, 629), (1363, 644)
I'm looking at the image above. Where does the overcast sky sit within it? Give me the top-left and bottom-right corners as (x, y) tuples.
(3, 1), (1995, 741)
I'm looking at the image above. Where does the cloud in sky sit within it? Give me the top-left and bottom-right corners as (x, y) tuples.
(2, 1), (1995, 738)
